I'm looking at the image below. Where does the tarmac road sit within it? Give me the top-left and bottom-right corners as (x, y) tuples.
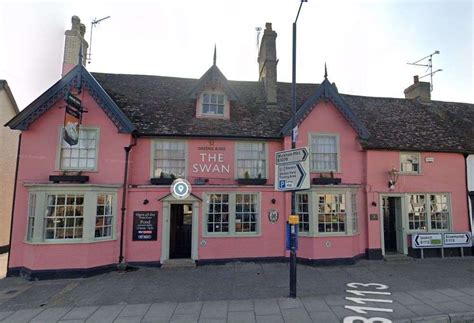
(0, 257), (473, 322)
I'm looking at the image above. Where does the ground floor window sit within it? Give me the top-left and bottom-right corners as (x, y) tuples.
(204, 192), (260, 236)
(25, 185), (118, 244)
(296, 187), (359, 236)
(407, 193), (450, 232)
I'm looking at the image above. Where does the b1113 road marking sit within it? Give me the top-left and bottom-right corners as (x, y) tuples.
(343, 282), (393, 323)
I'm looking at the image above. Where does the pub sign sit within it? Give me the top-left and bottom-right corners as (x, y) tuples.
(133, 211), (158, 241)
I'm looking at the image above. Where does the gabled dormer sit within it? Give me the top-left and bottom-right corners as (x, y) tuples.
(189, 48), (238, 119)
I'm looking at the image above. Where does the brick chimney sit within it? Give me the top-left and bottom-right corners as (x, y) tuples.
(62, 16), (88, 76)
(404, 75), (431, 102)
(258, 23), (278, 104)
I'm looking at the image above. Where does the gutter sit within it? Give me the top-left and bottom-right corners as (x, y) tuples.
(6, 133), (21, 274)
(118, 132), (138, 269)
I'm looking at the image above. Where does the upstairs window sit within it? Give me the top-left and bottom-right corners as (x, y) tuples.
(236, 142), (266, 178)
(310, 134), (340, 172)
(60, 127), (99, 171)
(153, 140), (186, 178)
(202, 93), (225, 116)
(400, 152), (420, 174)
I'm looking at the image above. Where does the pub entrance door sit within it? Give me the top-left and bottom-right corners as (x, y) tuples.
(169, 204), (192, 259)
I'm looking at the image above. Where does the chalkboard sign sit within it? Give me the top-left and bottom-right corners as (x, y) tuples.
(133, 211), (158, 241)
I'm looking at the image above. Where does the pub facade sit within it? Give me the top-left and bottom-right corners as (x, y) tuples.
(5, 18), (473, 279)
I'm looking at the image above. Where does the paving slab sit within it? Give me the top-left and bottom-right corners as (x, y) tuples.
(406, 304), (442, 317)
(174, 301), (203, 315)
(255, 314), (284, 323)
(300, 296), (331, 312)
(278, 297), (303, 309)
(170, 313), (200, 323)
(228, 299), (253, 312)
(3, 308), (44, 323)
(0, 311), (13, 321)
(281, 307), (312, 323)
(143, 302), (177, 320)
(85, 304), (125, 323)
(30, 306), (72, 322)
(113, 316), (142, 323)
(254, 298), (280, 316)
(307, 311), (340, 323)
(199, 300), (228, 319)
(228, 311), (256, 323)
(117, 303), (150, 317)
(61, 306), (98, 320)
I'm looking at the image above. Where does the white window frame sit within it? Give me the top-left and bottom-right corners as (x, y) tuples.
(295, 187), (359, 237)
(150, 139), (188, 179)
(95, 193), (115, 239)
(56, 126), (100, 172)
(25, 184), (119, 244)
(400, 152), (421, 174)
(235, 142), (267, 179)
(309, 133), (341, 173)
(406, 192), (451, 233)
(201, 92), (226, 117)
(203, 192), (261, 237)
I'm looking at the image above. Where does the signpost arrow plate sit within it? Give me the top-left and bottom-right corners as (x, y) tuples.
(412, 233), (443, 249)
(275, 147), (310, 191)
(443, 232), (472, 248)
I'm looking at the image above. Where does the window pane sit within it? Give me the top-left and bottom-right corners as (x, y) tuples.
(95, 194), (114, 238)
(236, 142), (266, 178)
(44, 194), (84, 240)
(206, 194), (229, 233)
(317, 193), (346, 233)
(60, 128), (98, 170)
(154, 140), (186, 177)
(311, 135), (338, 171)
(235, 194), (258, 233)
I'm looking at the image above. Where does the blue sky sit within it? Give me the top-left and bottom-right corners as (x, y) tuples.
(0, 0), (472, 109)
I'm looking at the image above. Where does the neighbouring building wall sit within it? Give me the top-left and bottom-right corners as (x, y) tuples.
(467, 155), (474, 234)
(366, 150), (469, 253)
(0, 85), (19, 252)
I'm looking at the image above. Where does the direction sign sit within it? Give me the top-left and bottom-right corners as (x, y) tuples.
(275, 147), (310, 191)
(412, 233), (442, 249)
(443, 232), (472, 248)
(276, 148), (308, 165)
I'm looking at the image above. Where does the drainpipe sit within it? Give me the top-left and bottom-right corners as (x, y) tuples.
(118, 132), (138, 269)
(6, 133), (21, 275)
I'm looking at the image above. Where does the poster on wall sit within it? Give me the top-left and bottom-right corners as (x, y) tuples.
(133, 211), (158, 241)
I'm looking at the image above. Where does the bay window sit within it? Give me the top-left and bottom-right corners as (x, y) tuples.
(205, 192), (260, 236)
(295, 188), (359, 236)
(25, 185), (118, 244)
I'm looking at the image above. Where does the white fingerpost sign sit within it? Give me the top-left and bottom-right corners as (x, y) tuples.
(275, 147), (310, 191)
(443, 232), (472, 248)
(171, 179), (191, 199)
(412, 233), (443, 248)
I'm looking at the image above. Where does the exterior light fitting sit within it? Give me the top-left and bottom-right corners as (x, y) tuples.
(388, 167), (400, 191)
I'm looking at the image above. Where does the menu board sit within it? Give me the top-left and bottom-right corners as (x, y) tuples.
(133, 211), (158, 241)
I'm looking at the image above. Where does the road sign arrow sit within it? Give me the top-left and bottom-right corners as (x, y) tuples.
(296, 163), (306, 187)
(465, 233), (471, 243)
(415, 235), (420, 247)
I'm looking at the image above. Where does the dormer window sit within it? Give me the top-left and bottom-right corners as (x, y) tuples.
(202, 92), (225, 116)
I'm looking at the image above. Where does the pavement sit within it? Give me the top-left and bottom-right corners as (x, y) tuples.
(0, 257), (473, 322)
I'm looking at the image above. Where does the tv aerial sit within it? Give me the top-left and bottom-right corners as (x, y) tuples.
(407, 50), (442, 91)
(87, 16), (111, 64)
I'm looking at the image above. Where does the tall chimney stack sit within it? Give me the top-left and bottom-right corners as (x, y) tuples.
(62, 16), (88, 76)
(258, 23), (278, 105)
(404, 75), (431, 102)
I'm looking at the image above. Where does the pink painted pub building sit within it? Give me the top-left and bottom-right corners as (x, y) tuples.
(5, 18), (474, 279)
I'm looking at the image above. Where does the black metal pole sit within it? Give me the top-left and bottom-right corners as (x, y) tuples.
(118, 134), (137, 268)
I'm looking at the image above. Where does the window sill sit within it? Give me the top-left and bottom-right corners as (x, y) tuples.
(49, 175), (89, 183)
(399, 172), (422, 176)
(202, 233), (261, 238)
(236, 178), (267, 185)
(150, 177), (175, 185)
(24, 238), (117, 245)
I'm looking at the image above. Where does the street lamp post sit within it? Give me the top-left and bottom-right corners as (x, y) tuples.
(289, 0), (307, 299)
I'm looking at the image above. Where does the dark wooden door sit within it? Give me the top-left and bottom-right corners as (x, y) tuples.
(170, 204), (192, 259)
(383, 197), (397, 252)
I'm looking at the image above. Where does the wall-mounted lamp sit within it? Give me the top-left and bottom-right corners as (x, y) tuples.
(143, 199), (149, 205)
(388, 167), (399, 191)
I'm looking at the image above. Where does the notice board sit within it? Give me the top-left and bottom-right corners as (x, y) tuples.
(133, 211), (158, 241)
